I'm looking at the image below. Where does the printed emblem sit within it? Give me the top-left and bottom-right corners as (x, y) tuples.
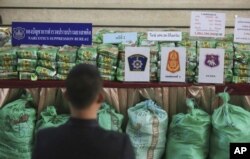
(13, 27), (25, 40)
(205, 54), (219, 67)
(166, 50), (180, 73)
(128, 54), (147, 71)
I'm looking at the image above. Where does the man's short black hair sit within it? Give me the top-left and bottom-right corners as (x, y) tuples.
(66, 64), (103, 109)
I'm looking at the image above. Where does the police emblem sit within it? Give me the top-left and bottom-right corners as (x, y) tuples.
(205, 54), (219, 67)
(128, 54), (147, 71)
(166, 50), (180, 73)
(13, 27), (25, 40)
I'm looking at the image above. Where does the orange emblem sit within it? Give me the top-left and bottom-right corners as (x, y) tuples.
(166, 50), (180, 73)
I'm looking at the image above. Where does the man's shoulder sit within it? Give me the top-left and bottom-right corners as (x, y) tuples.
(37, 124), (66, 138)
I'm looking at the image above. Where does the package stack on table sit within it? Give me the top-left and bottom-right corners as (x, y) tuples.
(17, 45), (38, 80)
(36, 45), (58, 80)
(97, 44), (118, 81)
(177, 33), (197, 83)
(138, 32), (159, 81)
(56, 45), (77, 80)
(233, 43), (250, 83)
(216, 38), (234, 83)
(76, 45), (98, 66)
(0, 46), (18, 79)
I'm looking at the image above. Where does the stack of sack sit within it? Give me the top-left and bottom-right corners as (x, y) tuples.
(36, 106), (69, 133)
(166, 99), (211, 159)
(76, 45), (98, 66)
(216, 39), (234, 83)
(210, 92), (250, 159)
(56, 45), (77, 80)
(138, 32), (159, 81)
(233, 43), (250, 83)
(0, 93), (36, 159)
(17, 45), (38, 80)
(126, 100), (168, 159)
(177, 33), (197, 83)
(35, 45), (58, 80)
(0, 46), (18, 79)
(97, 44), (118, 81)
(97, 103), (124, 132)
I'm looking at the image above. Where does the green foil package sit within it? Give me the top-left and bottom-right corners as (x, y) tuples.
(176, 40), (196, 48)
(97, 44), (119, 59)
(57, 62), (75, 70)
(57, 46), (77, 63)
(76, 60), (97, 66)
(38, 60), (56, 70)
(55, 74), (67, 80)
(197, 41), (217, 48)
(234, 61), (250, 70)
(233, 69), (250, 77)
(0, 48), (17, 61)
(0, 72), (18, 79)
(36, 66), (56, 77)
(77, 45), (97, 61)
(38, 46), (58, 61)
(98, 55), (118, 66)
(17, 47), (38, 59)
(232, 76), (250, 83)
(17, 59), (37, 67)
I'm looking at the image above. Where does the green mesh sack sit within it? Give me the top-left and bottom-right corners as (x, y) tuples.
(0, 93), (36, 159)
(166, 99), (211, 159)
(126, 100), (168, 159)
(97, 103), (124, 132)
(36, 106), (69, 133)
(210, 92), (250, 159)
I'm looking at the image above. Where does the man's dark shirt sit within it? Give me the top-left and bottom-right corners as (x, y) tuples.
(32, 118), (135, 159)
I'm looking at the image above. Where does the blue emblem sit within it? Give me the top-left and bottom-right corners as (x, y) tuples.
(128, 54), (148, 71)
(13, 27), (25, 40)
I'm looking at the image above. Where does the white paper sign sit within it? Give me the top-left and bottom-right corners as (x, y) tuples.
(103, 32), (137, 44)
(160, 47), (186, 82)
(198, 48), (225, 84)
(234, 17), (250, 43)
(147, 31), (182, 41)
(125, 47), (150, 82)
(190, 11), (226, 38)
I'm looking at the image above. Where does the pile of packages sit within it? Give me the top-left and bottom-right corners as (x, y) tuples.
(177, 33), (197, 82)
(56, 46), (77, 80)
(97, 44), (118, 81)
(216, 40), (234, 82)
(0, 47), (18, 79)
(138, 32), (159, 81)
(2, 26), (250, 84)
(233, 43), (250, 83)
(77, 45), (97, 66)
(36, 45), (58, 80)
(17, 45), (38, 80)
